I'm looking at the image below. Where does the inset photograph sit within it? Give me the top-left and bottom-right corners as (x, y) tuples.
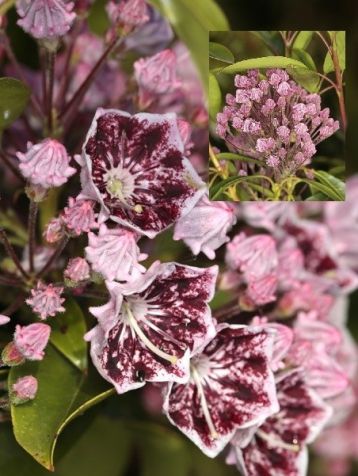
(209, 31), (345, 201)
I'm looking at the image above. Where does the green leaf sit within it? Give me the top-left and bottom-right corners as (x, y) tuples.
(87, 0), (110, 36)
(313, 170), (345, 200)
(217, 152), (262, 166)
(209, 42), (234, 66)
(287, 66), (320, 93)
(305, 192), (331, 201)
(292, 48), (316, 70)
(0, 0), (16, 15)
(249, 31), (284, 56)
(149, 0), (229, 95)
(323, 51), (334, 74)
(208, 73), (221, 120)
(50, 298), (88, 371)
(132, 422), (191, 476)
(220, 56), (308, 74)
(0, 412), (130, 476)
(9, 345), (114, 470)
(324, 31), (345, 74)
(333, 31), (345, 72)
(0, 78), (30, 130)
(292, 31), (314, 50)
(210, 175), (272, 200)
(298, 176), (344, 201)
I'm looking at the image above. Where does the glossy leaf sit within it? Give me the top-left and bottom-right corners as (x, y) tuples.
(298, 177), (344, 201)
(288, 66), (320, 93)
(0, 413), (130, 476)
(249, 31), (284, 56)
(323, 52), (334, 74)
(210, 174), (273, 200)
(217, 152), (262, 166)
(0, 78), (30, 130)
(209, 42), (234, 65)
(0, 0), (16, 15)
(292, 31), (314, 50)
(221, 56), (308, 74)
(132, 422), (191, 476)
(149, 0), (229, 94)
(324, 31), (345, 74)
(50, 298), (88, 371)
(208, 73), (221, 120)
(9, 345), (114, 470)
(292, 48), (316, 71)
(88, 0), (110, 36)
(313, 170), (345, 200)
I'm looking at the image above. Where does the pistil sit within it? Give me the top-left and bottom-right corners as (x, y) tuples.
(123, 303), (178, 364)
(191, 366), (218, 439)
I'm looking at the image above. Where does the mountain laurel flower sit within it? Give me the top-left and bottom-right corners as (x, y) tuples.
(173, 195), (237, 259)
(16, 0), (76, 40)
(134, 49), (181, 106)
(10, 375), (38, 405)
(106, 0), (149, 29)
(85, 261), (218, 394)
(232, 369), (332, 476)
(14, 323), (51, 360)
(226, 233), (278, 281)
(80, 108), (205, 238)
(17, 139), (76, 188)
(64, 257), (90, 285)
(244, 273), (278, 307)
(163, 324), (279, 458)
(216, 68), (339, 178)
(85, 224), (147, 282)
(26, 282), (65, 319)
(62, 197), (98, 236)
(43, 217), (65, 243)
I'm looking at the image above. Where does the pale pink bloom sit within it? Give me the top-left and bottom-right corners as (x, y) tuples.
(11, 375), (38, 404)
(17, 139), (76, 189)
(43, 217), (65, 243)
(240, 202), (295, 231)
(176, 119), (193, 155)
(14, 322), (51, 360)
(245, 273), (278, 306)
(85, 224), (147, 282)
(62, 197), (97, 236)
(251, 316), (293, 371)
(134, 49), (180, 106)
(0, 314), (10, 325)
(64, 257), (90, 282)
(173, 196), (237, 259)
(226, 233), (278, 281)
(106, 0), (149, 27)
(16, 0), (76, 39)
(26, 282), (65, 320)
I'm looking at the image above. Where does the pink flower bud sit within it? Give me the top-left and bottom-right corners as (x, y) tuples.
(1, 342), (25, 367)
(14, 323), (51, 360)
(16, 0), (76, 40)
(26, 282), (65, 320)
(62, 197), (97, 236)
(0, 314), (10, 325)
(43, 217), (65, 243)
(11, 375), (38, 405)
(134, 49), (180, 98)
(106, 0), (149, 28)
(17, 139), (76, 189)
(64, 257), (90, 284)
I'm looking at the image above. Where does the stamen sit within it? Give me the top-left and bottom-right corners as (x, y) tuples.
(124, 303), (178, 364)
(256, 429), (300, 452)
(191, 366), (218, 439)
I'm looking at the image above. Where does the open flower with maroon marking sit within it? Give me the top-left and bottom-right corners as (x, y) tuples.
(85, 261), (218, 394)
(80, 108), (205, 238)
(163, 324), (279, 458)
(231, 369), (332, 476)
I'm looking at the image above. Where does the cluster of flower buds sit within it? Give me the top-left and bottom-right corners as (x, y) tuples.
(216, 69), (339, 179)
